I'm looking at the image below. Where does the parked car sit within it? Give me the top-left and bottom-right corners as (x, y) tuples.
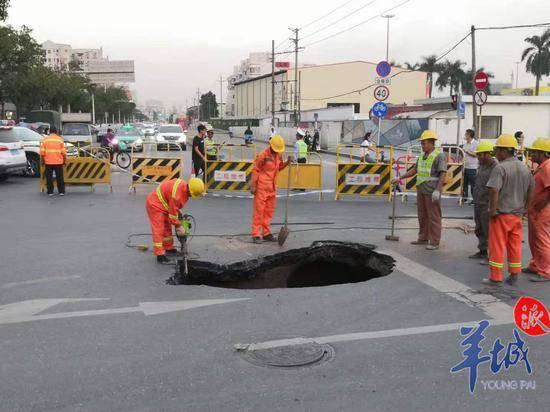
(155, 124), (187, 150)
(0, 126), (27, 182)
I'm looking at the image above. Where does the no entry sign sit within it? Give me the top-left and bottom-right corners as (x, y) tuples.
(474, 72), (489, 90)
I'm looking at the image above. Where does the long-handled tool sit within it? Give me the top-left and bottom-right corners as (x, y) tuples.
(175, 214), (193, 283)
(385, 183), (400, 241)
(278, 162), (292, 246)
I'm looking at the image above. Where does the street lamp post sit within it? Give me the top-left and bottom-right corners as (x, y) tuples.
(381, 14), (395, 62)
(515, 61), (520, 88)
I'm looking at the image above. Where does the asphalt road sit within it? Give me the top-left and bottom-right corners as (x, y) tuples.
(1, 134), (549, 411)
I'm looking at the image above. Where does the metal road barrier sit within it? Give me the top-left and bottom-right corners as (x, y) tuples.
(204, 144), (257, 192)
(129, 142), (183, 193)
(401, 146), (466, 205)
(335, 144), (394, 201)
(40, 147), (112, 193)
(275, 152), (324, 200)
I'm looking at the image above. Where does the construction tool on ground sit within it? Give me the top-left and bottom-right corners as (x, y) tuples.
(175, 214), (193, 284)
(278, 163), (292, 246)
(385, 183), (400, 242)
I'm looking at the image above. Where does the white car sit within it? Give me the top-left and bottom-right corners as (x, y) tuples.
(155, 124), (187, 150)
(10, 127), (77, 177)
(0, 126), (27, 182)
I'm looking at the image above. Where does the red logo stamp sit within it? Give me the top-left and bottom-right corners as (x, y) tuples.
(513, 296), (550, 337)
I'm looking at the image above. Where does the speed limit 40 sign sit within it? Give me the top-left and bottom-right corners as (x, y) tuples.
(374, 85), (390, 102)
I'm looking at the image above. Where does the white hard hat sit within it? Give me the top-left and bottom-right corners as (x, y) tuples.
(296, 128), (306, 137)
(206, 124), (213, 132)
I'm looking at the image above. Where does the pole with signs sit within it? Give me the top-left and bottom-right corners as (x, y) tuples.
(372, 102), (388, 146)
(456, 94), (461, 146)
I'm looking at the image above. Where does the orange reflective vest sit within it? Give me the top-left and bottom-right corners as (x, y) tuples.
(40, 134), (66, 165)
(146, 179), (190, 227)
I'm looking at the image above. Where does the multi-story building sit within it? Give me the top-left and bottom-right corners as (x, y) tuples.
(42, 40), (72, 70)
(71, 47), (104, 69)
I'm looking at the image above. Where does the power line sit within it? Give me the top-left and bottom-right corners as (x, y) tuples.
(301, 0), (357, 30)
(301, 0), (379, 40)
(434, 32), (470, 62)
(303, 0), (414, 48)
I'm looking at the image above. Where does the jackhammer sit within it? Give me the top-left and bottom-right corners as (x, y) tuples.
(174, 214), (193, 284)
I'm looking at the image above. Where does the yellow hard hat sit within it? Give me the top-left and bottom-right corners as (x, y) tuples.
(188, 178), (205, 198)
(527, 137), (550, 153)
(420, 130), (438, 141)
(475, 140), (494, 153)
(269, 135), (285, 153)
(494, 133), (518, 148)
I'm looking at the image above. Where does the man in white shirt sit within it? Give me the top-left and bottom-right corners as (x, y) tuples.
(462, 129), (479, 202)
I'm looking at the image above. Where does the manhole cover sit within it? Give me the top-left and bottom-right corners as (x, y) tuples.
(240, 342), (334, 368)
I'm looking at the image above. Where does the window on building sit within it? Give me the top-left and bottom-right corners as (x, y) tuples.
(327, 102), (360, 114)
(47, 49), (51, 54)
(479, 116), (502, 139)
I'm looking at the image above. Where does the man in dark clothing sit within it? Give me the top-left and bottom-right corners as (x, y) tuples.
(192, 124), (207, 177)
(312, 129), (320, 151)
(469, 140), (497, 260)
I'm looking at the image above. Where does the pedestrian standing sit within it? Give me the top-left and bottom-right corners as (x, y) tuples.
(462, 129), (479, 202)
(484, 134), (534, 286)
(515, 131), (525, 162)
(192, 124), (207, 177)
(312, 129), (320, 152)
(360, 132), (376, 163)
(295, 129), (308, 164)
(468, 140), (496, 260)
(393, 130), (447, 250)
(524, 138), (550, 282)
(204, 125), (218, 161)
(40, 126), (67, 197)
(244, 125), (254, 145)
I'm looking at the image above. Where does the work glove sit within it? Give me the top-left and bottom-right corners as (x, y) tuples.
(176, 226), (186, 238)
(432, 190), (441, 203)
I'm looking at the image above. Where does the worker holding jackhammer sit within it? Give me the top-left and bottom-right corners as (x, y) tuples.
(250, 135), (293, 244)
(145, 178), (205, 264)
(392, 130), (447, 250)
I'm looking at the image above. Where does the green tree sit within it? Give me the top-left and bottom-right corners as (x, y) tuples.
(435, 59), (466, 96)
(461, 67), (494, 95)
(419, 55), (441, 98)
(404, 62), (420, 70)
(521, 28), (550, 96)
(0, 0), (10, 21)
(199, 91), (218, 120)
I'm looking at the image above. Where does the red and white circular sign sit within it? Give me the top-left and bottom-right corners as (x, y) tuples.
(374, 85), (390, 102)
(474, 71), (489, 90)
(513, 296), (550, 336)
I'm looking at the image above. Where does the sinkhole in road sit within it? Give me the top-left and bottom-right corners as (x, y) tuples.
(167, 241), (395, 289)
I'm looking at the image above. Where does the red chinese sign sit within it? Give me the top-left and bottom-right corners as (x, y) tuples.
(513, 296), (550, 337)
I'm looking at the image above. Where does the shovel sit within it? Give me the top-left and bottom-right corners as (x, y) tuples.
(278, 162), (292, 246)
(385, 183), (400, 241)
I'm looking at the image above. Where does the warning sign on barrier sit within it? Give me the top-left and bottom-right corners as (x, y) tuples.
(40, 153), (112, 192)
(142, 165), (173, 176)
(214, 170), (247, 182)
(345, 173), (381, 185)
(206, 161), (254, 191)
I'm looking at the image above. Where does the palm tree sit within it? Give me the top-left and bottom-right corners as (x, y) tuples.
(418, 55), (440, 98)
(435, 59), (466, 96)
(404, 62), (420, 70)
(461, 67), (495, 95)
(521, 28), (550, 96)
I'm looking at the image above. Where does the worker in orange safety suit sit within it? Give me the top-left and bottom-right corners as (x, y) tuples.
(250, 135), (293, 244)
(524, 137), (550, 282)
(485, 134), (534, 286)
(145, 178), (205, 264)
(40, 126), (67, 196)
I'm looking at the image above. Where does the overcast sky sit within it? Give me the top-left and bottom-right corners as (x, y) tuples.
(6, 0), (550, 109)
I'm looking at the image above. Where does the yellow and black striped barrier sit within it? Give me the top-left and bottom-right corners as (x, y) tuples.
(130, 157), (183, 191)
(40, 149), (112, 192)
(204, 144), (257, 193)
(335, 144), (393, 201)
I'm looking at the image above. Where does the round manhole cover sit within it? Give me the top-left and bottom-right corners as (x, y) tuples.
(241, 342), (334, 368)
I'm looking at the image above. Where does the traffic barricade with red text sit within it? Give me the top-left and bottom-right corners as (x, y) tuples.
(204, 144), (257, 192)
(129, 143), (183, 193)
(276, 152), (324, 200)
(335, 144), (394, 201)
(400, 145), (466, 205)
(40, 147), (112, 193)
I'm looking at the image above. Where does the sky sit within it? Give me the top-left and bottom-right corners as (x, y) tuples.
(5, 0), (550, 110)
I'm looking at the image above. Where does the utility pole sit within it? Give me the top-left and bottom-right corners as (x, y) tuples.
(471, 25), (477, 133)
(290, 27), (299, 127)
(271, 39), (276, 128)
(197, 88), (201, 122)
(91, 89), (95, 124)
(218, 76), (225, 119)
(381, 14), (395, 62)
(515, 61), (520, 88)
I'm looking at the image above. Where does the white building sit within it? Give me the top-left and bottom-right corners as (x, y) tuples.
(42, 40), (72, 70)
(395, 96), (550, 146)
(72, 47), (104, 69)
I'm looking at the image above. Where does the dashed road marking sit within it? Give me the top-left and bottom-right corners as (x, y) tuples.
(2, 275), (81, 289)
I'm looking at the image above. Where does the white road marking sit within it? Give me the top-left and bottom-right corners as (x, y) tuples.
(235, 251), (515, 351)
(235, 318), (513, 351)
(207, 189), (334, 199)
(379, 250), (513, 321)
(2, 275), (81, 289)
(0, 298), (249, 325)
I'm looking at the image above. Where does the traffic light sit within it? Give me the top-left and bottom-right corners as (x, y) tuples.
(451, 94), (458, 110)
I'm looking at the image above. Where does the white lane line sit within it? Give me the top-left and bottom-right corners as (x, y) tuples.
(207, 189), (334, 199)
(235, 318), (513, 351)
(2, 275), (81, 289)
(379, 250), (513, 321)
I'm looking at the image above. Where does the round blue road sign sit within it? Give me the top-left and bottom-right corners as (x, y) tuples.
(376, 61), (391, 78)
(372, 102), (388, 118)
